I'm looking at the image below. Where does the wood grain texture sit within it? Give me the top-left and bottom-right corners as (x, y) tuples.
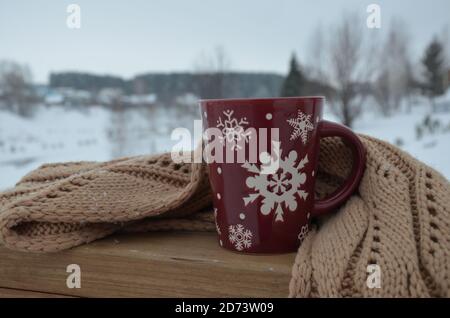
(0, 287), (73, 298)
(0, 232), (295, 297)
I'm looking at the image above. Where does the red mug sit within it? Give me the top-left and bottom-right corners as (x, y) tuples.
(200, 97), (366, 253)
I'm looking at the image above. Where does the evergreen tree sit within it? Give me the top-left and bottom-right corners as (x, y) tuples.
(280, 54), (305, 97)
(422, 38), (445, 103)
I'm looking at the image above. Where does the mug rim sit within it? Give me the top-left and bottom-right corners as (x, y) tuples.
(199, 96), (325, 104)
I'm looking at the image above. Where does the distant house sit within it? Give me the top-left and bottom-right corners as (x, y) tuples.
(122, 94), (157, 106)
(45, 92), (64, 105)
(35, 85), (65, 105)
(35, 85), (93, 106)
(96, 88), (157, 107)
(175, 93), (198, 106)
(33, 84), (50, 99)
(96, 88), (123, 105)
(57, 87), (92, 105)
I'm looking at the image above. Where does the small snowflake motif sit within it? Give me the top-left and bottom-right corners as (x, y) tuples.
(242, 147), (309, 222)
(298, 224), (309, 243)
(216, 222), (221, 235)
(228, 224), (253, 251)
(214, 208), (221, 235)
(287, 110), (314, 144)
(216, 109), (251, 150)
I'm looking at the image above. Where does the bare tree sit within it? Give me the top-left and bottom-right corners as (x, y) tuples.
(307, 24), (327, 82)
(373, 19), (412, 115)
(194, 46), (232, 99)
(308, 13), (378, 127)
(0, 60), (35, 117)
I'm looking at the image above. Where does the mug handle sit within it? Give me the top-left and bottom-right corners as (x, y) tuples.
(313, 120), (366, 217)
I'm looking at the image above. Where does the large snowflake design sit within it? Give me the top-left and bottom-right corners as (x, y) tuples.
(287, 110), (314, 144)
(216, 109), (251, 150)
(228, 224), (253, 251)
(298, 224), (309, 243)
(242, 148), (309, 222)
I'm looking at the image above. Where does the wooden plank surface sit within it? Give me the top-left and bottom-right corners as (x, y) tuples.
(0, 287), (73, 298)
(0, 232), (295, 297)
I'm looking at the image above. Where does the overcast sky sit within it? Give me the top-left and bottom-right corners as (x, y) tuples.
(0, 0), (449, 83)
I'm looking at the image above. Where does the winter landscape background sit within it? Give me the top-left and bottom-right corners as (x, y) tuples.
(1, 0), (450, 190)
(1, 97), (449, 190)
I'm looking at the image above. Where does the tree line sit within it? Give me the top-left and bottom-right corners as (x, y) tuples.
(48, 71), (287, 103)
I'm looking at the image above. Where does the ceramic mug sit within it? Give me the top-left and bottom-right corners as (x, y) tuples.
(200, 97), (365, 253)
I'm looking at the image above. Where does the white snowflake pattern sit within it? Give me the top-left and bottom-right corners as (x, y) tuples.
(242, 148), (309, 222)
(217, 109), (251, 150)
(298, 224), (309, 243)
(214, 208), (221, 235)
(287, 110), (314, 144)
(228, 224), (253, 251)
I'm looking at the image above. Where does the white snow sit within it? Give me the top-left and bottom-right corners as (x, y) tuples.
(355, 110), (450, 178)
(324, 104), (450, 179)
(0, 103), (449, 190)
(0, 105), (185, 190)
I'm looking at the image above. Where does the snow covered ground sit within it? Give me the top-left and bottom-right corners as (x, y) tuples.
(0, 103), (449, 190)
(351, 107), (450, 179)
(0, 105), (189, 190)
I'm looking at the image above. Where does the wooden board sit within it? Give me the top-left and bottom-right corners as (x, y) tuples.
(0, 287), (73, 298)
(0, 232), (295, 297)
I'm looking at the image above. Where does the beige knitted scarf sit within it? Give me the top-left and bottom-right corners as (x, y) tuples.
(0, 135), (449, 297)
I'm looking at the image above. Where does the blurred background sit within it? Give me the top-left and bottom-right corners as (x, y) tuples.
(0, 0), (449, 189)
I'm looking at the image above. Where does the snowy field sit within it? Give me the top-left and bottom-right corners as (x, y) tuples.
(0, 105), (191, 190)
(0, 103), (449, 190)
